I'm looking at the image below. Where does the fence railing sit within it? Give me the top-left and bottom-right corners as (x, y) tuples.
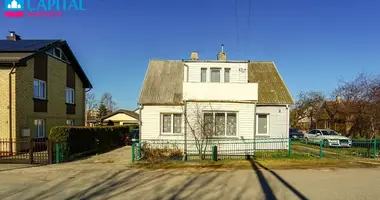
(132, 137), (380, 163)
(0, 138), (52, 164)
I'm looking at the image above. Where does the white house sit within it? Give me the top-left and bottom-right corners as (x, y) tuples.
(137, 48), (294, 154)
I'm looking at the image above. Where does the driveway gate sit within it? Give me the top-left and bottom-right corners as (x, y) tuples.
(0, 138), (52, 164)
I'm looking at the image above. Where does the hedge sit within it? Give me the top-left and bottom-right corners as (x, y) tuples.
(49, 126), (132, 159)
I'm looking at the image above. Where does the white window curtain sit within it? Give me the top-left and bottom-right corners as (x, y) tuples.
(173, 114), (182, 133)
(35, 119), (45, 138)
(210, 69), (220, 82)
(33, 79), (46, 99)
(215, 113), (225, 136)
(257, 114), (268, 134)
(201, 68), (207, 82)
(224, 68), (230, 83)
(226, 113), (237, 136)
(162, 114), (172, 133)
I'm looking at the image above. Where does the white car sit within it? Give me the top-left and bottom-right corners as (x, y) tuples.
(305, 129), (352, 148)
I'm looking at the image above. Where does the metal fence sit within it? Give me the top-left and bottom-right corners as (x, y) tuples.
(132, 137), (380, 163)
(0, 138), (52, 164)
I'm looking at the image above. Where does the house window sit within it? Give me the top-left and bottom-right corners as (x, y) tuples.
(66, 88), (75, 104)
(67, 120), (74, 126)
(161, 113), (182, 134)
(203, 112), (237, 137)
(201, 68), (207, 82)
(210, 69), (220, 82)
(256, 114), (269, 135)
(33, 79), (46, 100)
(47, 47), (69, 62)
(224, 68), (230, 82)
(34, 119), (46, 138)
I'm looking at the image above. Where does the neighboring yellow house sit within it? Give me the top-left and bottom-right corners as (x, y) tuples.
(101, 109), (139, 126)
(0, 31), (92, 151)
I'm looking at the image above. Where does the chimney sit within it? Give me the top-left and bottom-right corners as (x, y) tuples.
(190, 51), (198, 60)
(336, 96), (343, 104)
(6, 31), (21, 41)
(217, 44), (226, 61)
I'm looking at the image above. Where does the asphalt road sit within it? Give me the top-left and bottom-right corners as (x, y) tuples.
(0, 147), (379, 200)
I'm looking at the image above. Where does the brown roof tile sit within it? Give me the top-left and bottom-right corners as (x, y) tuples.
(248, 62), (294, 104)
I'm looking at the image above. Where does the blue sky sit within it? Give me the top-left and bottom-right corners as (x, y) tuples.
(1, 0), (380, 110)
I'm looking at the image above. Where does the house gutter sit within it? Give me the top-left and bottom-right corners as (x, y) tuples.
(9, 62), (17, 153)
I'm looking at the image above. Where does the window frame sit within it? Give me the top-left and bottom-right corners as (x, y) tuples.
(203, 111), (238, 138)
(46, 47), (70, 63)
(35, 119), (46, 138)
(224, 68), (230, 83)
(66, 120), (75, 126)
(66, 87), (75, 104)
(210, 68), (221, 83)
(256, 114), (269, 136)
(33, 79), (46, 100)
(160, 113), (183, 135)
(200, 68), (207, 82)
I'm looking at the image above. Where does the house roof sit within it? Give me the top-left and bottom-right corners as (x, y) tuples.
(101, 109), (140, 121)
(0, 40), (61, 52)
(324, 101), (358, 115)
(138, 60), (293, 105)
(248, 62), (294, 105)
(0, 39), (92, 88)
(138, 60), (184, 104)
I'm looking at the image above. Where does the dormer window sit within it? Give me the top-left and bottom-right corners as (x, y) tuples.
(47, 47), (69, 62)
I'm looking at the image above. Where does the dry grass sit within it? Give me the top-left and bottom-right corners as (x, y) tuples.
(133, 158), (380, 171)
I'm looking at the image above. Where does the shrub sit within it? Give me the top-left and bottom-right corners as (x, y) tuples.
(141, 143), (183, 164)
(49, 125), (132, 158)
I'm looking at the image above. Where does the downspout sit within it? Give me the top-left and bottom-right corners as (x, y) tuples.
(9, 62), (17, 153)
(286, 104), (290, 149)
(138, 104), (143, 142)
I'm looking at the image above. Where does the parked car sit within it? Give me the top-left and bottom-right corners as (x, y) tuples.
(304, 129), (352, 147)
(125, 128), (139, 145)
(289, 128), (303, 139)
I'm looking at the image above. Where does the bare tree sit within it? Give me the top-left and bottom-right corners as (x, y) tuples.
(291, 91), (325, 130)
(333, 73), (380, 139)
(100, 92), (118, 112)
(183, 103), (217, 160)
(85, 92), (98, 122)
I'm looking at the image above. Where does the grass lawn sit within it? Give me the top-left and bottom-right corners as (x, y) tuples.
(133, 157), (380, 171)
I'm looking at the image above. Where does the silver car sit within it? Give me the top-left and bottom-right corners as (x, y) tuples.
(305, 129), (352, 148)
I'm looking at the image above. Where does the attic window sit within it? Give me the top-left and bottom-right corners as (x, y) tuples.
(47, 47), (69, 63)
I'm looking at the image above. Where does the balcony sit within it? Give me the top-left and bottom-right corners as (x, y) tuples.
(183, 82), (258, 101)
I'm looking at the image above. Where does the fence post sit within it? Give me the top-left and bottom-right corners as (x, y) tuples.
(29, 138), (33, 164)
(212, 145), (217, 161)
(132, 143), (135, 164)
(319, 140), (323, 158)
(47, 140), (52, 164)
(56, 143), (60, 164)
(374, 137), (377, 158)
(288, 138), (292, 158)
